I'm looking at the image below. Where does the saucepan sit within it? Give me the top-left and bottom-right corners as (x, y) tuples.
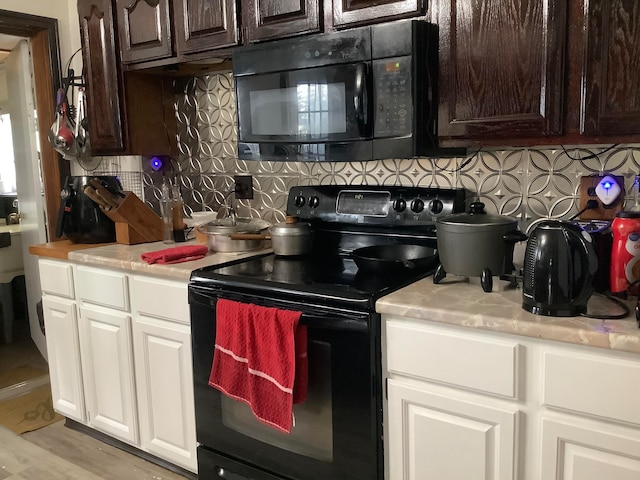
(198, 217), (271, 253)
(230, 216), (314, 256)
(351, 245), (439, 273)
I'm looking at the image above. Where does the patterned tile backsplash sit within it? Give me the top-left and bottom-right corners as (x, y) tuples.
(134, 72), (640, 233)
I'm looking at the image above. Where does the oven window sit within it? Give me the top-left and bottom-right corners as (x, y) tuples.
(250, 83), (347, 137)
(220, 340), (333, 462)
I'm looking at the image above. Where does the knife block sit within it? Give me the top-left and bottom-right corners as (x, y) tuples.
(103, 192), (163, 244)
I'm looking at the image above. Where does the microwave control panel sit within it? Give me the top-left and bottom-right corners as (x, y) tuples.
(373, 55), (413, 137)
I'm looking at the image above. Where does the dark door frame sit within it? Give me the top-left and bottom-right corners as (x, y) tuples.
(0, 9), (68, 240)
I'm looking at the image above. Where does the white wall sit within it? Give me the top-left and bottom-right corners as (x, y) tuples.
(0, 66), (7, 104)
(1, 0), (81, 73)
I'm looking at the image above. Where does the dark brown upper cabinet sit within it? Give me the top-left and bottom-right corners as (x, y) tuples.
(116, 0), (173, 64)
(173, 0), (240, 54)
(78, 0), (177, 156)
(331, 0), (425, 29)
(242, 0), (321, 43)
(437, 0), (567, 145)
(79, 0), (126, 152)
(582, 0), (640, 137)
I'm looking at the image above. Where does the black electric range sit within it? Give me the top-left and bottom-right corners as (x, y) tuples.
(188, 185), (466, 480)
(190, 185), (467, 310)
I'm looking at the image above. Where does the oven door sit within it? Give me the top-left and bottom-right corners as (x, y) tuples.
(235, 62), (372, 144)
(189, 286), (382, 480)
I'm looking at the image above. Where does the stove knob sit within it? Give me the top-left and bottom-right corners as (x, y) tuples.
(429, 199), (444, 214)
(309, 195), (320, 208)
(410, 198), (425, 213)
(393, 198), (407, 212)
(294, 195), (306, 208)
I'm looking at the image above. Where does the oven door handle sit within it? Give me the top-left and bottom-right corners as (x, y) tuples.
(298, 312), (369, 332)
(189, 287), (370, 333)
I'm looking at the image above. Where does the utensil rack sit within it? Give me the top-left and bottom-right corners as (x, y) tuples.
(103, 192), (163, 244)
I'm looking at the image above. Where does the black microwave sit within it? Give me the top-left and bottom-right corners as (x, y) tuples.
(233, 20), (461, 162)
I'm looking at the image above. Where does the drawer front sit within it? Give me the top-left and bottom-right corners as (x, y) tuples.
(39, 259), (74, 299)
(386, 320), (521, 398)
(542, 350), (640, 425)
(130, 275), (189, 324)
(76, 265), (129, 311)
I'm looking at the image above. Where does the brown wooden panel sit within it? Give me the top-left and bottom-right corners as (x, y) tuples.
(173, 0), (239, 54)
(32, 30), (69, 242)
(122, 72), (177, 156)
(243, 0), (320, 43)
(582, 0), (640, 136)
(117, 0), (173, 64)
(332, 0), (424, 29)
(437, 0), (566, 141)
(78, 0), (125, 152)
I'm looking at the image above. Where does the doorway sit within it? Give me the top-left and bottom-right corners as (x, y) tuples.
(0, 10), (65, 397)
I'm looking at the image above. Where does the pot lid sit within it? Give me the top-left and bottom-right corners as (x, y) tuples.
(437, 202), (517, 227)
(270, 216), (313, 236)
(202, 217), (271, 234)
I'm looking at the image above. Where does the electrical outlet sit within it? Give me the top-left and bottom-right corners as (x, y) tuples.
(578, 175), (624, 221)
(234, 175), (254, 199)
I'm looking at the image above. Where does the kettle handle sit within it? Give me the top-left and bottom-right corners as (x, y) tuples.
(566, 227), (598, 309)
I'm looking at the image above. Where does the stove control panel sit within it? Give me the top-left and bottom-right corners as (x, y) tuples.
(287, 185), (467, 227)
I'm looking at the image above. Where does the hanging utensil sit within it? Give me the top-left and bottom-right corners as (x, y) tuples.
(55, 101), (75, 148)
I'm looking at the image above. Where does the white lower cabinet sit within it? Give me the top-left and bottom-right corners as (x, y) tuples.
(387, 379), (518, 480)
(132, 314), (197, 471)
(38, 259), (197, 474)
(42, 295), (85, 422)
(541, 417), (640, 480)
(384, 315), (640, 480)
(79, 303), (137, 445)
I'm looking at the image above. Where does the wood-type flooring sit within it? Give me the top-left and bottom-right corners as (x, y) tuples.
(1, 421), (189, 479)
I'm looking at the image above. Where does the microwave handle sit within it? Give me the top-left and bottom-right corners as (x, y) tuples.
(353, 63), (369, 136)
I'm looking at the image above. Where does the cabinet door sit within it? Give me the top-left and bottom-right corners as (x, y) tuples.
(541, 417), (640, 480)
(332, 0), (424, 29)
(42, 296), (85, 423)
(242, 0), (320, 43)
(116, 0), (173, 64)
(132, 314), (197, 472)
(437, 0), (567, 143)
(582, 0), (640, 136)
(387, 379), (518, 480)
(173, 0), (239, 54)
(78, 0), (125, 152)
(79, 304), (138, 445)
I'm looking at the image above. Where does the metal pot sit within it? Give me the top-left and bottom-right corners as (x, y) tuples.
(436, 202), (527, 278)
(198, 217), (271, 253)
(231, 216), (314, 256)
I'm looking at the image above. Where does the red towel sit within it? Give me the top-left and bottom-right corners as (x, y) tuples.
(209, 299), (308, 433)
(141, 245), (208, 264)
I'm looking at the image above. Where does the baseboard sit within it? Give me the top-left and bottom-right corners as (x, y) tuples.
(64, 418), (198, 480)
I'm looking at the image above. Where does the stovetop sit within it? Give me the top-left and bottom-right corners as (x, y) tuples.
(189, 185), (468, 311)
(190, 250), (438, 310)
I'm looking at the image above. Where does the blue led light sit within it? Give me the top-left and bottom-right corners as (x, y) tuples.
(603, 181), (612, 189)
(150, 156), (164, 171)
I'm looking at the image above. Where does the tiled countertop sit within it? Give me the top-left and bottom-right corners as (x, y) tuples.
(31, 240), (272, 280)
(377, 275), (640, 355)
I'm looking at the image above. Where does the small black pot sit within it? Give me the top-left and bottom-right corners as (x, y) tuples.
(436, 202), (527, 281)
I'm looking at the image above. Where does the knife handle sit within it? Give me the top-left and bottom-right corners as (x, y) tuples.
(83, 186), (111, 211)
